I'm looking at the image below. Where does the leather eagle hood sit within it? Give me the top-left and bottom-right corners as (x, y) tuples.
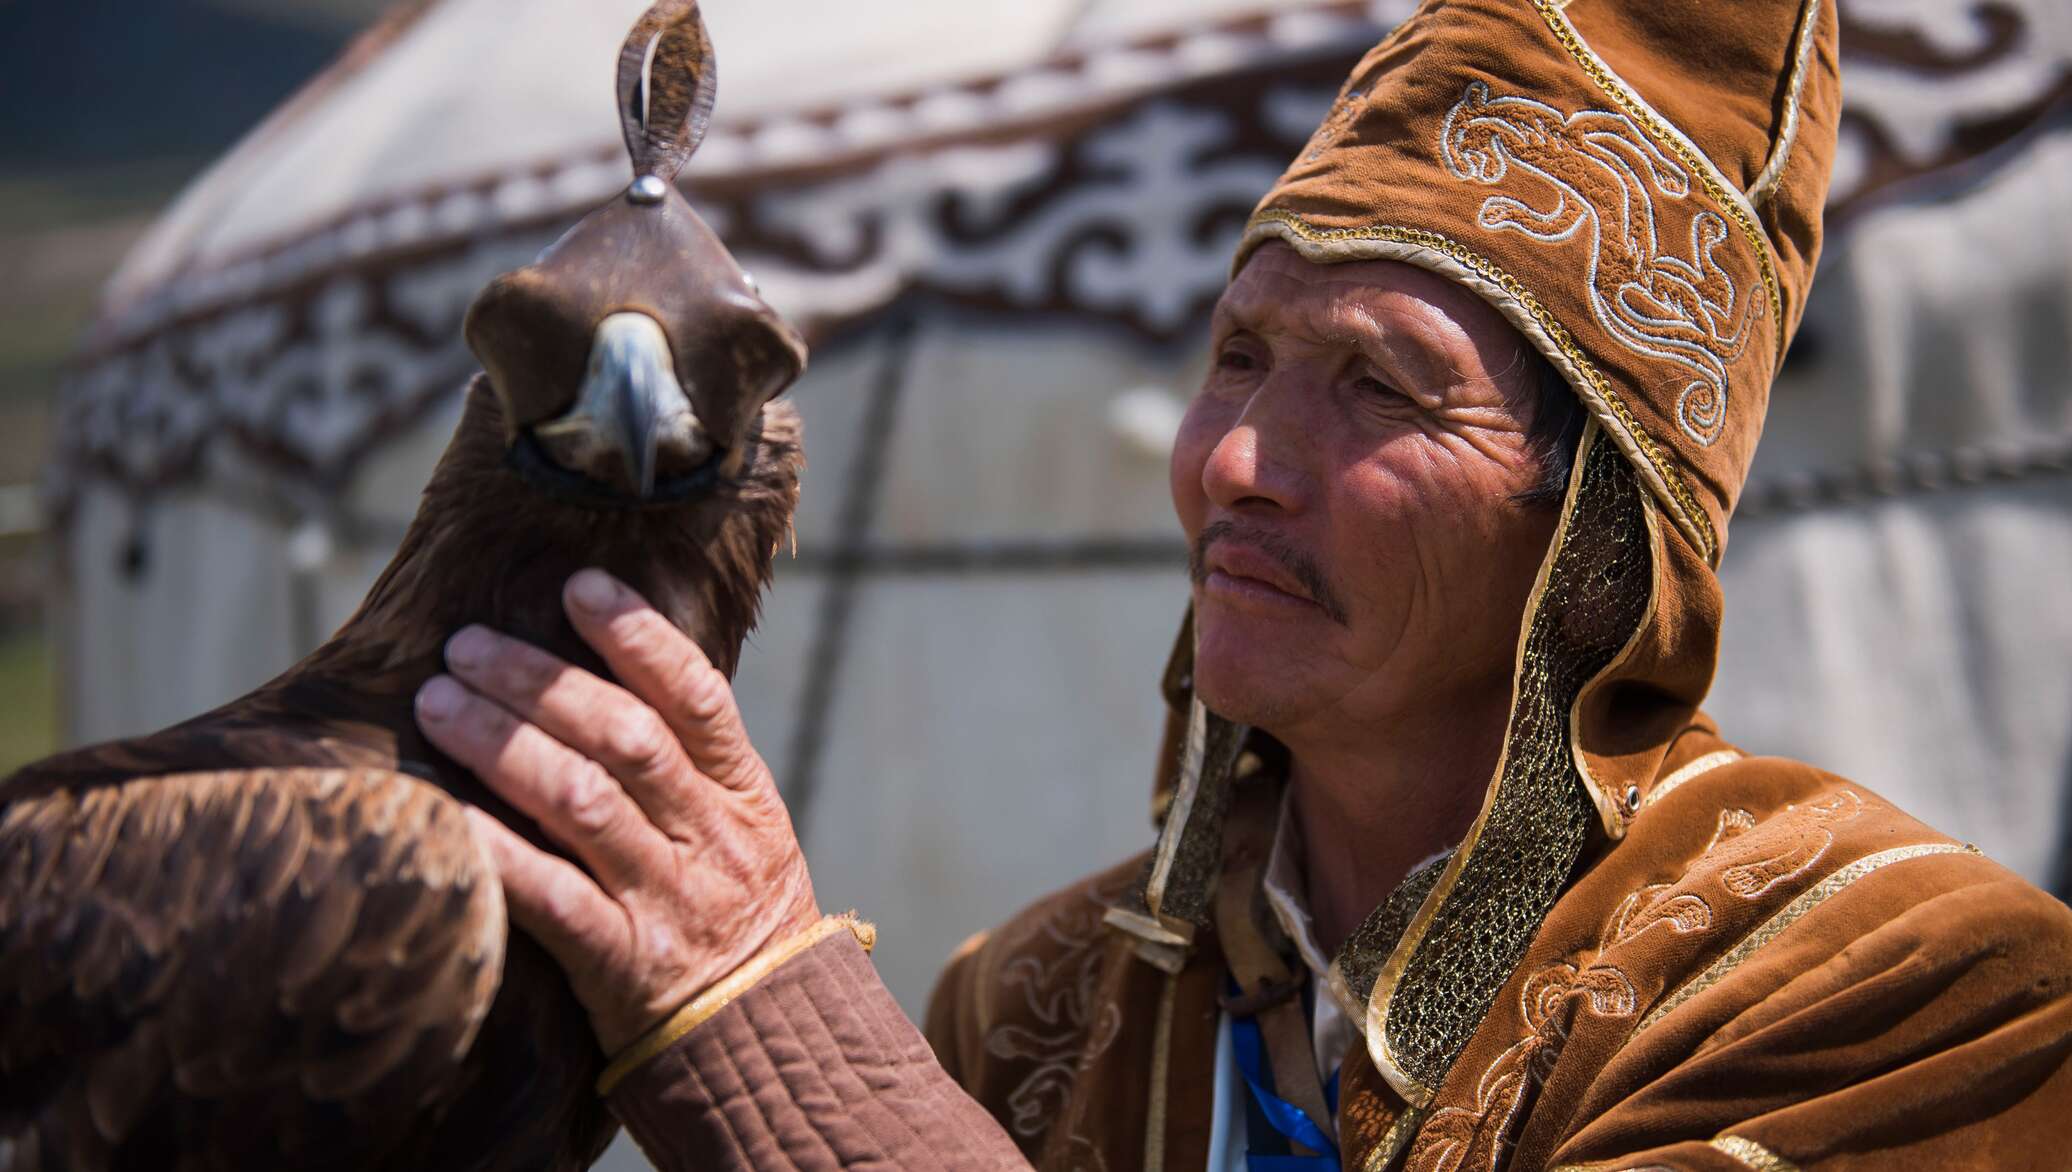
(1111, 0), (1842, 1107)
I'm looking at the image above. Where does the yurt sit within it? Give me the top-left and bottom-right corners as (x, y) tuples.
(52, 0), (2072, 1061)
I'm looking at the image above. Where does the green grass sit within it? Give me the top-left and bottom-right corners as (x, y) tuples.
(0, 162), (190, 412)
(199, 0), (395, 34)
(0, 159), (203, 232)
(0, 626), (58, 776)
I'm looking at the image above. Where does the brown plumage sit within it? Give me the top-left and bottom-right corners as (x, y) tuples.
(0, 4), (803, 1168)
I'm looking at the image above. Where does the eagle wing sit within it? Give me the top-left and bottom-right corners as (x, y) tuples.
(0, 766), (506, 1170)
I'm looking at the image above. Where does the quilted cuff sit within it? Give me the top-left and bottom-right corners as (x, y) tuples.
(599, 913), (875, 1095)
(602, 921), (1025, 1170)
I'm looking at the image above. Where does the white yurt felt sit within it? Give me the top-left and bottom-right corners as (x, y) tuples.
(53, 0), (2072, 1065)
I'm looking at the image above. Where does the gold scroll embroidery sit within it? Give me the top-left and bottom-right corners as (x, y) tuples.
(1706, 807), (1758, 853)
(1404, 872), (1713, 1172)
(987, 887), (1125, 1142)
(1636, 842), (1979, 1033)
(1718, 790), (1861, 900)
(1440, 82), (1762, 447)
(1527, 0), (1786, 365)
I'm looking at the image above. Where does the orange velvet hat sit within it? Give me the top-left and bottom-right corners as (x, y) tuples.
(1240, 0), (1840, 568)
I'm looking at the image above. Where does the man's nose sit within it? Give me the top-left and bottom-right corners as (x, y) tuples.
(1201, 381), (1309, 514)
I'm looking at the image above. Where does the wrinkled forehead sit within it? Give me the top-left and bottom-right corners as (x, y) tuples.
(1215, 241), (1534, 372)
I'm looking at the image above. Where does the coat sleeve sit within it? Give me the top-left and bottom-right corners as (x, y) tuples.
(605, 929), (1031, 1170)
(923, 929), (992, 1089)
(1544, 868), (2072, 1171)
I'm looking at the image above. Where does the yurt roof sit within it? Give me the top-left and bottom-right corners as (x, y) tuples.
(52, 0), (2071, 522)
(94, 0), (1394, 333)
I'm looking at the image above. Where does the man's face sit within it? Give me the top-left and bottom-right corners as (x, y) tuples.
(1171, 243), (1561, 747)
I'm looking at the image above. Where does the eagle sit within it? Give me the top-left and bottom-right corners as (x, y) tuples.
(0, 4), (805, 1168)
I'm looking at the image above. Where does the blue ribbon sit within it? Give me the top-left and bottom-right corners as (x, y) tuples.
(1229, 1002), (1341, 1171)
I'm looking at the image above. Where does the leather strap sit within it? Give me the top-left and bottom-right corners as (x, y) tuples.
(1216, 854), (1337, 1154)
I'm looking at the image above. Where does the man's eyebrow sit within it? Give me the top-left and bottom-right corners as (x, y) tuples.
(1210, 295), (1270, 336)
(1218, 291), (1454, 383)
(1217, 293), (1376, 347)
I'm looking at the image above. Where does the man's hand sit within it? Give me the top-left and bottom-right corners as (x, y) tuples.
(412, 567), (819, 1054)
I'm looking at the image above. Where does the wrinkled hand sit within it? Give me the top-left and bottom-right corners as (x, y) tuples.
(413, 568), (818, 1054)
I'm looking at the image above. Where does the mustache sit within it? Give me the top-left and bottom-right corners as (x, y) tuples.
(1189, 519), (1350, 626)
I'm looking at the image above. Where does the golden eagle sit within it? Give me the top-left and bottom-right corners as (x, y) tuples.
(0, 4), (805, 1167)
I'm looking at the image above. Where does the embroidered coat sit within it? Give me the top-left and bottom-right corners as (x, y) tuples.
(1059, 0), (2072, 1164)
(923, 722), (2072, 1170)
(597, 0), (2072, 1167)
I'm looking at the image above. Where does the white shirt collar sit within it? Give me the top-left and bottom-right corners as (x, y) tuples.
(1256, 785), (1356, 1085)
(1254, 782), (1454, 1082)
(1261, 785), (1337, 983)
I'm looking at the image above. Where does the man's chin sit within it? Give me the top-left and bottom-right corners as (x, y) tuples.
(1193, 683), (1274, 732)
(1191, 621), (1310, 733)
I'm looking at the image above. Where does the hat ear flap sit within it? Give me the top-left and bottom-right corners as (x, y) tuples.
(1150, 605), (1196, 826)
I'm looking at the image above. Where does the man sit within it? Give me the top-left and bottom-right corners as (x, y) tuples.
(411, 0), (2072, 1167)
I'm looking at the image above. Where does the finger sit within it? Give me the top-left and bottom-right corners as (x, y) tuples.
(563, 568), (759, 790)
(442, 624), (703, 833)
(416, 674), (666, 893)
(463, 806), (628, 982)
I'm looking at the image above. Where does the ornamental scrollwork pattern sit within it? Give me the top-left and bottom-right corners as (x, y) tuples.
(1439, 80), (1762, 447)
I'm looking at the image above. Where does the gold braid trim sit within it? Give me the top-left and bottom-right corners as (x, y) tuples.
(1545, 1134), (1796, 1171)
(1636, 842), (1978, 1034)
(595, 913), (878, 1096)
(1361, 1105), (1428, 1171)
(1142, 970), (1182, 1172)
(1747, 0), (1828, 208)
(1711, 1134), (1801, 1171)
(1247, 209), (1718, 564)
(1644, 749), (1745, 810)
(1528, 0), (1787, 361)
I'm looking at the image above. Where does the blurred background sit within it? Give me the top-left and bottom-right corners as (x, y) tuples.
(5, 1), (2070, 1164)
(0, 0), (401, 790)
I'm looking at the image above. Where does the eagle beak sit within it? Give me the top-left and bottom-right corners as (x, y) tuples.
(532, 311), (710, 497)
